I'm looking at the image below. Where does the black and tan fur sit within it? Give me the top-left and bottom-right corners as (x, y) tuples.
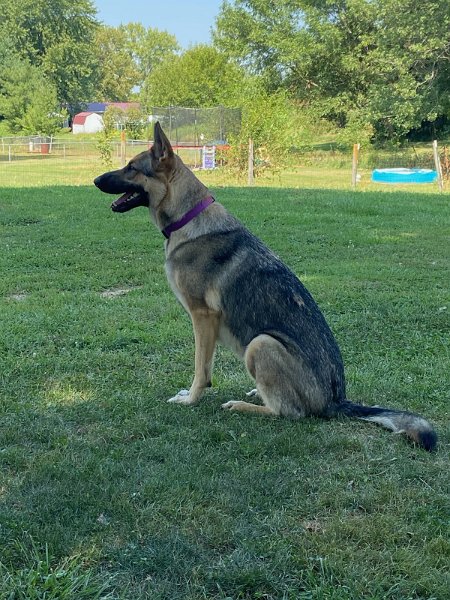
(94, 123), (437, 451)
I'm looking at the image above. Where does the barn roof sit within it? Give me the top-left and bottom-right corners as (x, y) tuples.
(108, 102), (140, 111)
(73, 112), (98, 125)
(85, 102), (140, 113)
(86, 102), (107, 113)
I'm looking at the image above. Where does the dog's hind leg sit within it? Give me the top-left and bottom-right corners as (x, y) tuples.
(221, 400), (277, 415)
(222, 334), (324, 418)
(221, 387), (266, 413)
(168, 310), (220, 406)
(221, 334), (288, 416)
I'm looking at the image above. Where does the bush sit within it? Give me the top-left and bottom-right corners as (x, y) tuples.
(95, 107), (117, 168)
(225, 79), (327, 175)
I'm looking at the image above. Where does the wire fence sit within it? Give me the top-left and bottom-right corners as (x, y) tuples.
(0, 134), (448, 190)
(0, 137), (225, 187)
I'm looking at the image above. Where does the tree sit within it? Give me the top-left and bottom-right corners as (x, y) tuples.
(365, 0), (450, 139)
(141, 45), (243, 108)
(123, 107), (147, 139)
(214, 0), (450, 141)
(223, 75), (319, 173)
(102, 105), (147, 139)
(0, 0), (99, 110)
(119, 23), (180, 81)
(0, 39), (61, 134)
(94, 26), (140, 101)
(18, 88), (65, 136)
(92, 24), (179, 101)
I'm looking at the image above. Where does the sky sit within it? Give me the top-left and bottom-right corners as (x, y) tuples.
(93, 0), (224, 49)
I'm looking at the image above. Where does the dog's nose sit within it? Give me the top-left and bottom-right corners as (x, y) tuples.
(93, 176), (101, 188)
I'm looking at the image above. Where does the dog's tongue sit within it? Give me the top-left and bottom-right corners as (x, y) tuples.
(111, 192), (143, 213)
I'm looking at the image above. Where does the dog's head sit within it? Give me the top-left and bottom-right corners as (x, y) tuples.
(94, 122), (175, 213)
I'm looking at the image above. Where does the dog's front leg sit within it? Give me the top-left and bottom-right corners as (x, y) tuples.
(168, 310), (219, 406)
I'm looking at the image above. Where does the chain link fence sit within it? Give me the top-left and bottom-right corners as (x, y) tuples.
(148, 106), (242, 146)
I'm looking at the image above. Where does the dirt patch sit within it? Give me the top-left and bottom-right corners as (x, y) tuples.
(8, 293), (28, 301)
(100, 286), (141, 298)
(302, 520), (325, 534)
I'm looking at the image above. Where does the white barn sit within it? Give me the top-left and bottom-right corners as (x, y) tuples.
(72, 112), (104, 134)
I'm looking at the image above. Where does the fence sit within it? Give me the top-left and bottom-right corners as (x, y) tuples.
(148, 106), (242, 146)
(0, 136), (228, 187)
(1, 137), (148, 162)
(0, 134), (448, 190)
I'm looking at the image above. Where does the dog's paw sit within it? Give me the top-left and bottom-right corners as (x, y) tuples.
(167, 389), (197, 406)
(221, 400), (245, 411)
(246, 388), (259, 397)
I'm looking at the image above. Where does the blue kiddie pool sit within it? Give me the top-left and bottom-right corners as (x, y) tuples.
(372, 168), (437, 184)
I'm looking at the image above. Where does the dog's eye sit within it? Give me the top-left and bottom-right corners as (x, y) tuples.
(127, 165), (137, 172)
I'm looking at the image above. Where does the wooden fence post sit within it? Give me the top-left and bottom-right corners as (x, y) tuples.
(443, 146), (449, 181)
(351, 143), (360, 188)
(248, 138), (254, 185)
(432, 140), (444, 192)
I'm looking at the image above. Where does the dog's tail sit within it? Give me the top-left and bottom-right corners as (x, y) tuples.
(331, 400), (437, 451)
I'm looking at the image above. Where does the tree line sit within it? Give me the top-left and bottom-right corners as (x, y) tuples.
(0, 0), (448, 146)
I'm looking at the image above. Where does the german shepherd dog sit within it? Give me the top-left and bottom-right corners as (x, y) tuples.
(94, 123), (437, 451)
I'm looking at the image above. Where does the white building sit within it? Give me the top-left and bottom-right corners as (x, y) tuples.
(72, 112), (104, 134)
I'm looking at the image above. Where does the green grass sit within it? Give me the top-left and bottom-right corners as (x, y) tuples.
(0, 183), (449, 599)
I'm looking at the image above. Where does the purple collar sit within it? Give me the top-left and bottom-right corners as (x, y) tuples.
(162, 195), (215, 239)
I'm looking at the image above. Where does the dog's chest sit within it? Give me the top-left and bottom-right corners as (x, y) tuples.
(165, 261), (191, 312)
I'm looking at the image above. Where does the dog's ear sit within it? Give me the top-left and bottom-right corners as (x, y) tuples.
(152, 122), (174, 162)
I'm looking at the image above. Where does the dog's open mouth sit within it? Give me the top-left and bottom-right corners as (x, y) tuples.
(111, 191), (149, 213)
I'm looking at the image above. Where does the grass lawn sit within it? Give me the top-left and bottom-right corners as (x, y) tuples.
(0, 182), (449, 599)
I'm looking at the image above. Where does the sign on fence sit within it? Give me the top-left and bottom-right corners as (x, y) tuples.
(202, 145), (216, 170)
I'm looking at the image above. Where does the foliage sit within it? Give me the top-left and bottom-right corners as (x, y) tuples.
(0, 0), (99, 109)
(334, 110), (375, 148)
(96, 134), (114, 170)
(0, 5), (182, 123)
(119, 23), (180, 81)
(141, 45), (243, 109)
(224, 76), (323, 173)
(0, 121), (11, 136)
(93, 27), (140, 102)
(215, 0), (450, 141)
(95, 105), (147, 167)
(18, 88), (66, 137)
(123, 107), (147, 139)
(95, 107), (117, 168)
(365, 0), (450, 140)
(92, 24), (179, 102)
(0, 40), (62, 135)
(0, 0), (448, 145)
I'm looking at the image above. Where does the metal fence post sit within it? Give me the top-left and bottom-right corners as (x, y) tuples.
(352, 143), (360, 188)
